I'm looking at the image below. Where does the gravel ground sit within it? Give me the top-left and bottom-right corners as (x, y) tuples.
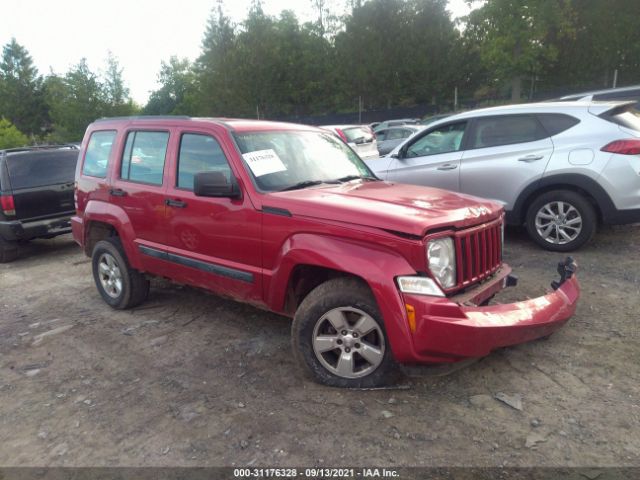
(0, 226), (638, 468)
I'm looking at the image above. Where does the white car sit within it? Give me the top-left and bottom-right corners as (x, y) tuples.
(368, 101), (640, 251)
(320, 125), (379, 160)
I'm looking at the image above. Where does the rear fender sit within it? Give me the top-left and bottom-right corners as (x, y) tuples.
(83, 200), (142, 269)
(267, 233), (419, 362)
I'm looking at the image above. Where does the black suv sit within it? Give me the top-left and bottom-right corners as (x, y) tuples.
(0, 146), (79, 262)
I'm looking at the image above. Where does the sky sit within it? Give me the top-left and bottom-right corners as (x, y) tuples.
(1, 0), (477, 105)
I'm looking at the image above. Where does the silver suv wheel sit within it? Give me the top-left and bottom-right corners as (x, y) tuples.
(312, 307), (385, 379)
(535, 201), (583, 245)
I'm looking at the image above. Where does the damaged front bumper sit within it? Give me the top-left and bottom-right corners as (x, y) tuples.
(400, 258), (580, 362)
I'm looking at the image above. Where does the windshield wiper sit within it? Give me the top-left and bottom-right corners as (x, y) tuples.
(279, 180), (338, 192)
(334, 175), (379, 183)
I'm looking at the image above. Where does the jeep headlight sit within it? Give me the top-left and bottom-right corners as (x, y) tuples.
(427, 237), (456, 289)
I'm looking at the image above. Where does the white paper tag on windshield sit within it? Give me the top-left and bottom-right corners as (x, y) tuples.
(242, 149), (286, 177)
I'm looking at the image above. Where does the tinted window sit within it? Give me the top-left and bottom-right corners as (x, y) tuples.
(469, 115), (546, 149)
(83, 130), (116, 178)
(7, 149), (78, 189)
(376, 130), (388, 141)
(537, 114), (580, 136)
(120, 131), (169, 185)
(177, 134), (231, 189)
(406, 122), (465, 158)
(386, 129), (408, 140)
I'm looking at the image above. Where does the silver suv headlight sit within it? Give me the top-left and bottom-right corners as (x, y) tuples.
(427, 237), (456, 289)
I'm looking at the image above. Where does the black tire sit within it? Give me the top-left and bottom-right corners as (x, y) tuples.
(292, 277), (401, 388)
(525, 190), (596, 252)
(0, 236), (19, 263)
(91, 237), (149, 309)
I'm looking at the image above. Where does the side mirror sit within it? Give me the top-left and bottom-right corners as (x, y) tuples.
(194, 171), (241, 198)
(353, 136), (365, 145)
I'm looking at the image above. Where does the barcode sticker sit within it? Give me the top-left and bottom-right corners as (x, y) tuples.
(242, 149), (287, 177)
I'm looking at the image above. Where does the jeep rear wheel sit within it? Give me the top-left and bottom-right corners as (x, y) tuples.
(525, 190), (596, 252)
(91, 238), (149, 309)
(292, 278), (401, 388)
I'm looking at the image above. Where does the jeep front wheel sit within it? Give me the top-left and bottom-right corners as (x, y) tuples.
(292, 278), (400, 388)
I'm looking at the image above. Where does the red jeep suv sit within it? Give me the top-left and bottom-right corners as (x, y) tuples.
(72, 116), (580, 387)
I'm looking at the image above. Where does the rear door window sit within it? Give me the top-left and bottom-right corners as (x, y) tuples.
(120, 131), (169, 186)
(83, 130), (116, 178)
(468, 115), (547, 149)
(177, 133), (232, 190)
(7, 149), (78, 189)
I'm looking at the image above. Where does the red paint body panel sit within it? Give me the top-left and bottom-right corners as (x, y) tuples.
(72, 117), (581, 366)
(402, 274), (580, 362)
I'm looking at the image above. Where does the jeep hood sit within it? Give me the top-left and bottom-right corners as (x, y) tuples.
(266, 181), (503, 237)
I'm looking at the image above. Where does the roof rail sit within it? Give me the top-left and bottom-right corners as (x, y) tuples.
(0, 144), (79, 154)
(93, 115), (192, 122)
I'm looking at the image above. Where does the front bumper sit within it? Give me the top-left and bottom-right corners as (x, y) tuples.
(400, 260), (580, 362)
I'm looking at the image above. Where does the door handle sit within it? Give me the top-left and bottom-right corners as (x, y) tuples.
(518, 155), (544, 162)
(109, 188), (127, 197)
(165, 199), (187, 208)
(437, 164), (458, 171)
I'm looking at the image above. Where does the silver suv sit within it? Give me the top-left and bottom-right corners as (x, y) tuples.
(368, 101), (640, 251)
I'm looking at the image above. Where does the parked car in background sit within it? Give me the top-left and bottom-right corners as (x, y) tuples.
(72, 116), (579, 387)
(0, 145), (79, 262)
(373, 118), (420, 132)
(320, 124), (379, 159)
(375, 125), (424, 156)
(557, 85), (640, 104)
(368, 101), (640, 251)
(420, 113), (452, 126)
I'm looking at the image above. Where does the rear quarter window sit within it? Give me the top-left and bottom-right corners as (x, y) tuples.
(601, 106), (640, 132)
(536, 114), (581, 136)
(6, 150), (78, 189)
(83, 130), (116, 178)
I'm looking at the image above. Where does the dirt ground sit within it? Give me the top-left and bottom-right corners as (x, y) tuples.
(0, 226), (638, 468)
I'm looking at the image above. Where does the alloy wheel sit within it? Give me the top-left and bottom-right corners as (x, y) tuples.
(535, 201), (583, 245)
(312, 307), (385, 379)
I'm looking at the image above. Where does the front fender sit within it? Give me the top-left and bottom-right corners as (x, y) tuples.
(82, 200), (142, 269)
(266, 233), (420, 363)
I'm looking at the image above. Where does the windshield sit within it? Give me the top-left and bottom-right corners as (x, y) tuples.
(234, 130), (377, 192)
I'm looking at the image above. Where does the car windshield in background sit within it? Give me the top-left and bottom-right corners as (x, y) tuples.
(234, 130), (376, 192)
(343, 127), (373, 143)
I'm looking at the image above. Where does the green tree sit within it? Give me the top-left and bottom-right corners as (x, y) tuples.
(144, 57), (197, 115)
(102, 52), (137, 116)
(45, 59), (105, 142)
(0, 38), (48, 136)
(0, 118), (29, 149)
(196, 1), (237, 115)
(464, 0), (575, 101)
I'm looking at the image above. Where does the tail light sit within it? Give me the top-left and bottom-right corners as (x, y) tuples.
(335, 128), (348, 143)
(601, 139), (640, 155)
(1, 194), (16, 216)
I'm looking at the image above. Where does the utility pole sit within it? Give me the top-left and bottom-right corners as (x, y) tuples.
(613, 69), (619, 88)
(454, 87), (458, 111)
(358, 96), (362, 123)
